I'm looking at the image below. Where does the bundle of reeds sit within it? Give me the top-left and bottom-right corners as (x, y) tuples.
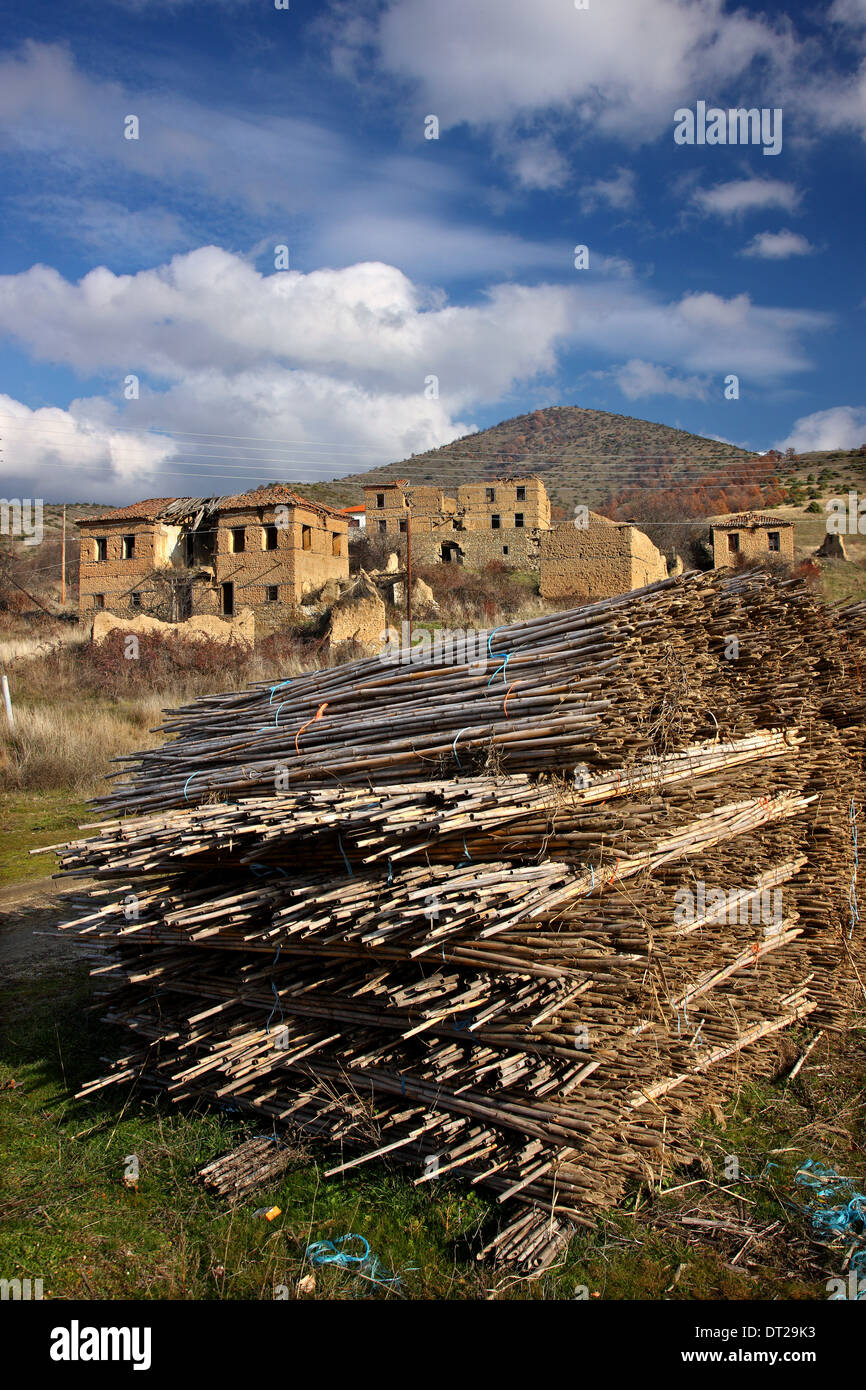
(49, 571), (866, 1274)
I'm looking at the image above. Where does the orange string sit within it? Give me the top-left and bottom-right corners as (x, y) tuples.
(503, 681), (516, 718)
(295, 701), (329, 754)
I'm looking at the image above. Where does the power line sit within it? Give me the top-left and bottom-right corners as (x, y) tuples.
(0, 414), (771, 467)
(0, 413), (764, 457)
(0, 439), (786, 482)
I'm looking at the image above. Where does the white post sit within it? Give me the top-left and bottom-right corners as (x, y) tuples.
(1, 672), (13, 728)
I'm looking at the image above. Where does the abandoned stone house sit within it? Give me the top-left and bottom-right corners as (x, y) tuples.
(708, 513), (795, 568)
(362, 476), (552, 569)
(539, 512), (669, 601)
(75, 486), (350, 633)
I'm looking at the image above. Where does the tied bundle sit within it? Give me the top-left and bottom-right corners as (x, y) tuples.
(48, 572), (866, 1274)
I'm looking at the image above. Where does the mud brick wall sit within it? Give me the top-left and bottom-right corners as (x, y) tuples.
(363, 483), (409, 540)
(629, 525), (670, 589)
(540, 517), (667, 600)
(215, 505), (349, 614)
(405, 485), (455, 518)
(79, 504), (349, 627)
(77, 519), (180, 617)
(711, 522), (795, 568)
(456, 478), (550, 531)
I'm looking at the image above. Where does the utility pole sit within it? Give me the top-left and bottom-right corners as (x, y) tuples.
(405, 497), (413, 655)
(61, 504), (67, 606)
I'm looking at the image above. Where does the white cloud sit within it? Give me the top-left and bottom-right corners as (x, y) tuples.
(580, 167), (637, 214)
(828, 0), (866, 29)
(741, 229), (815, 259)
(612, 359), (709, 400)
(314, 213), (566, 281)
(777, 406), (866, 452)
(507, 136), (570, 191)
(349, 0), (866, 153)
(0, 248), (828, 387)
(692, 178), (802, 218)
(0, 249), (574, 400)
(0, 395), (176, 500)
(12, 196), (196, 260)
(364, 0), (791, 142)
(0, 246), (832, 497)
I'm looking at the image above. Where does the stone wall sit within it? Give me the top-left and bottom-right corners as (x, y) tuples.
(362, 475), (550, 571)
(711, 521), (795, 568)
(77, 518), (170, 618)
(456, 477), (550, 531)
(540, 516), (668, 600)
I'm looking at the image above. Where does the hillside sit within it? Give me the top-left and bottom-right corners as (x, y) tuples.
(317, 406), (756, 516)
(35, 409), (760, 519)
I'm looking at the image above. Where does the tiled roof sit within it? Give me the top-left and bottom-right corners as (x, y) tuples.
(74, 497), (185, 526)
(709, 512), (793, 530)
(75, 487), (348, 527)
(216, 485), (347, 520)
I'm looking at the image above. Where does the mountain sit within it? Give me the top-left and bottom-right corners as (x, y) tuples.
(297, 406), (757, 516)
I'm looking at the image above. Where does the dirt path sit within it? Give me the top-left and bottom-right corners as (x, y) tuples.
(0, 875), (96, 977)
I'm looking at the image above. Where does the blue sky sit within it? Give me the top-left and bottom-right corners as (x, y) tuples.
(0, 0), (863, 501)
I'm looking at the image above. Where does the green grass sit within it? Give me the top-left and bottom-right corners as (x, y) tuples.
(817, 560), (866, 606)
(0, 791), (90, 887)
(2, 957), (863, 1300)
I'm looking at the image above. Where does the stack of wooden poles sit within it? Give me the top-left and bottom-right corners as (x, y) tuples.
(50, 572), (866, 1275)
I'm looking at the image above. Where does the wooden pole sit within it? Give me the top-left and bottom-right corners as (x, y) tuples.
(406, 497), (413, 655)
(1, 671), (13, 729)
(61, 505), (67, 606)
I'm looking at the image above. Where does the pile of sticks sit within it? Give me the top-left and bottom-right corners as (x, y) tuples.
(51, 571), (866, 1275)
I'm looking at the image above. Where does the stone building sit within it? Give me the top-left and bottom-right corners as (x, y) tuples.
(540, 512), (668, 601)
(708, 513), (795, 568)
(362, 476), (549, 569)
(76, 486), (349, 633)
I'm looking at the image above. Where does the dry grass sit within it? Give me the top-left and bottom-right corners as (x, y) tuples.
(0, 628), (87, 666)
(0, 625), (340, 798)
(0, 700), (165, 795)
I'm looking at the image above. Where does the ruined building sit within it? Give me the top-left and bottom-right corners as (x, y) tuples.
(362, 477), (551, 569)
(708, 512), (795, 568)
(540, 512), (669, 601)
(76, 486), (350, 634)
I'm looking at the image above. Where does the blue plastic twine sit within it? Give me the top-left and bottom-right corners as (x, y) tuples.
(306, 1234), (370, 1268)
(183, 771), (202, 802)
(485, 626), (511, 686)
(452, 727), (470, 769)
(265, 945), (283, 1035)
(338, 834), (354, 878)
(304, 1235), (407, 1286)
